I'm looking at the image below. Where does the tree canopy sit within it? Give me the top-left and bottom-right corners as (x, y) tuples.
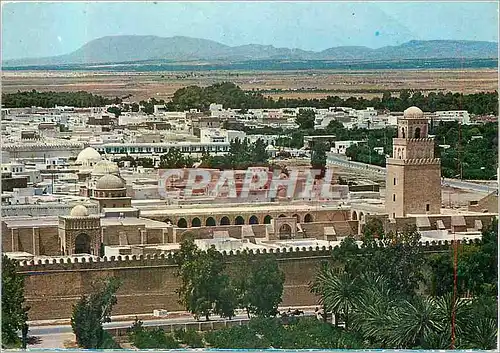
(71, 277), (121, 349)
(1, 256), (29, 348)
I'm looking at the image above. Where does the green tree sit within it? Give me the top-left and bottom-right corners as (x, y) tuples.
(106, 106), (121, 118)
(159, 148), (193, 169)
(1, 256), (29, 348)
(234, 254), (284, 318)
(174, 239), (234, 320)
(311, 141), (328, 171)
(295, 109), (315, 129)
(70, 277), (121, 349)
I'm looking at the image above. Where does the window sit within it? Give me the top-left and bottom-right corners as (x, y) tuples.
(426, 204), (430, 212)
(393, 178), (396, 185)
(393, 213), (396, 218)
(393, 194), (396, 202)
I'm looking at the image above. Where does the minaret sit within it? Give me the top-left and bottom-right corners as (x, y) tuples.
(385, 106), (441, 218)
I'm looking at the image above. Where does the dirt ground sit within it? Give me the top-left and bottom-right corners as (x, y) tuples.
(2, 69), (497, 102)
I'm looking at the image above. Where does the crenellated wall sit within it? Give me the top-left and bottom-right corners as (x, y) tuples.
(17, 241), (467, 321)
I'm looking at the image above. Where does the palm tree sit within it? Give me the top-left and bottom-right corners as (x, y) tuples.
(320, 272), (361, 330)
(463, 316), (497, 349)
(433, 293), (471, 347)
(309, 261), (335, 324)
(389, 296), (440, 348)
(350, 274), (397, 347)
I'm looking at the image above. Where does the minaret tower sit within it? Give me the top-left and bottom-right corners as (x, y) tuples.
(385, 106), (441, 218)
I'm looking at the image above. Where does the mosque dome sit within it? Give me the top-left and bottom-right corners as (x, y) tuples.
(403, 106), (424, 119)
(92, 159), (119, 176)
(76, 147), (102, 164)
(70, 204), (89, 217)
(96, 174), (125, 190)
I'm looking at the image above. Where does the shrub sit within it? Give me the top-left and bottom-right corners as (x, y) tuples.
(173, 328), (204, 348)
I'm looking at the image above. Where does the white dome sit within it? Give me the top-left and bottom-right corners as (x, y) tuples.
(70, 204), (89, 217)
(76, 147), (102, 163)
(96, 174), (125, 190)
(92, 159), (119, 176)
(404, 106), (424, 119)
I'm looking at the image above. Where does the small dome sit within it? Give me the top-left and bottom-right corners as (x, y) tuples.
(96, 174), (125, 190)
(70, 204), (89, 217)
(265, 144), (276, 151)
(92, 159), (119, 176)
(76, 147), (102, 163)
(404, 106), (424, 119)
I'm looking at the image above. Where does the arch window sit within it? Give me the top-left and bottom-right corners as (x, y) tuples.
(235, 216), (245, 225)
(304, 213), (313, 223)
(206, 217), (216, 226)
(264, 215), (273, 224)
(220, 216), (230, 225)
(249, 215), (259, 225)
(192, 217), (201, 227)
(177, 218), (187, 228)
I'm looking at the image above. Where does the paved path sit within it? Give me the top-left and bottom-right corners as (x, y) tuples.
(27, 307), (317, 348)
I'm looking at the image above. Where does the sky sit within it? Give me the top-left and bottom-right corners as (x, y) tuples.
(2, 1), (499, 60)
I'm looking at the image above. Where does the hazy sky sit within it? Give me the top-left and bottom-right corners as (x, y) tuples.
(2, 1), (499, 60)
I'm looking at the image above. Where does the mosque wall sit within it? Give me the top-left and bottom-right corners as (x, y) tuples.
(17, 241), (465, 321)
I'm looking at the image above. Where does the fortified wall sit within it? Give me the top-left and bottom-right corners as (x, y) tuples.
(18, 242), (463, 321)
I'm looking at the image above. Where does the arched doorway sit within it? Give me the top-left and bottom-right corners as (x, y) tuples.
(249, 215), (259, 224)
(279, 224), (292, 239)
(177, 218), (187, 228)
(414, 127), (421, 138)
(206, 217), (216, 226)
(74, 233), (91, 254)
(264, 215), (272, 224)
(192, 217), (201, 227)
(235, 216), (245, 225)
(304, 213), (313, 223)
(220, 216), (230, 226)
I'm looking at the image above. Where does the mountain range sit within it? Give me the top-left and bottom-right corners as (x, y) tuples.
(3, 35), (498, 67)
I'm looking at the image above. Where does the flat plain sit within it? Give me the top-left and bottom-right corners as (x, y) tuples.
(2, 69), (497, 102)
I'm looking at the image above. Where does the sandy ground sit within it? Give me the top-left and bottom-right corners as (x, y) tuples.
(2, 69), (497, 102)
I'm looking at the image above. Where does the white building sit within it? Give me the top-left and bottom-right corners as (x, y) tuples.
(331, 140), (365, 155)
(432, 111), (471, 124)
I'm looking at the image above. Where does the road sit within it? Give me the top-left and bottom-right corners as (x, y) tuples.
(27, 309), (317, 348)
(327, 154), (497, 194)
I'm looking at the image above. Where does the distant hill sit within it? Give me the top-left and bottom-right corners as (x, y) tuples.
(3, 36), (498, 67)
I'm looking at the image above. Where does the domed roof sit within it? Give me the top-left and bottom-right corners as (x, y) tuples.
(76, 147), (102, 163)
(403, 106), (424, 119)
(92, 159), (119, 176)
(96, 174), (125, 190)
(70, 204), (89, 217)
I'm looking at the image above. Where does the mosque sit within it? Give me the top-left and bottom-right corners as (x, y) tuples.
(2, 107), (496, 259)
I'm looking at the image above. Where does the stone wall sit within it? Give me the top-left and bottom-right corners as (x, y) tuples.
(17, 242), (461, 321)
(19, 249), (334, 321)
(2, 203), (100, 217)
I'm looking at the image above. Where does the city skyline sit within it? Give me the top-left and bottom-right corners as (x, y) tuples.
(2, 1), (499, 60)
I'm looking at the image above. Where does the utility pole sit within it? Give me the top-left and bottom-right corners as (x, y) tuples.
(457, 122), (463, 180)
